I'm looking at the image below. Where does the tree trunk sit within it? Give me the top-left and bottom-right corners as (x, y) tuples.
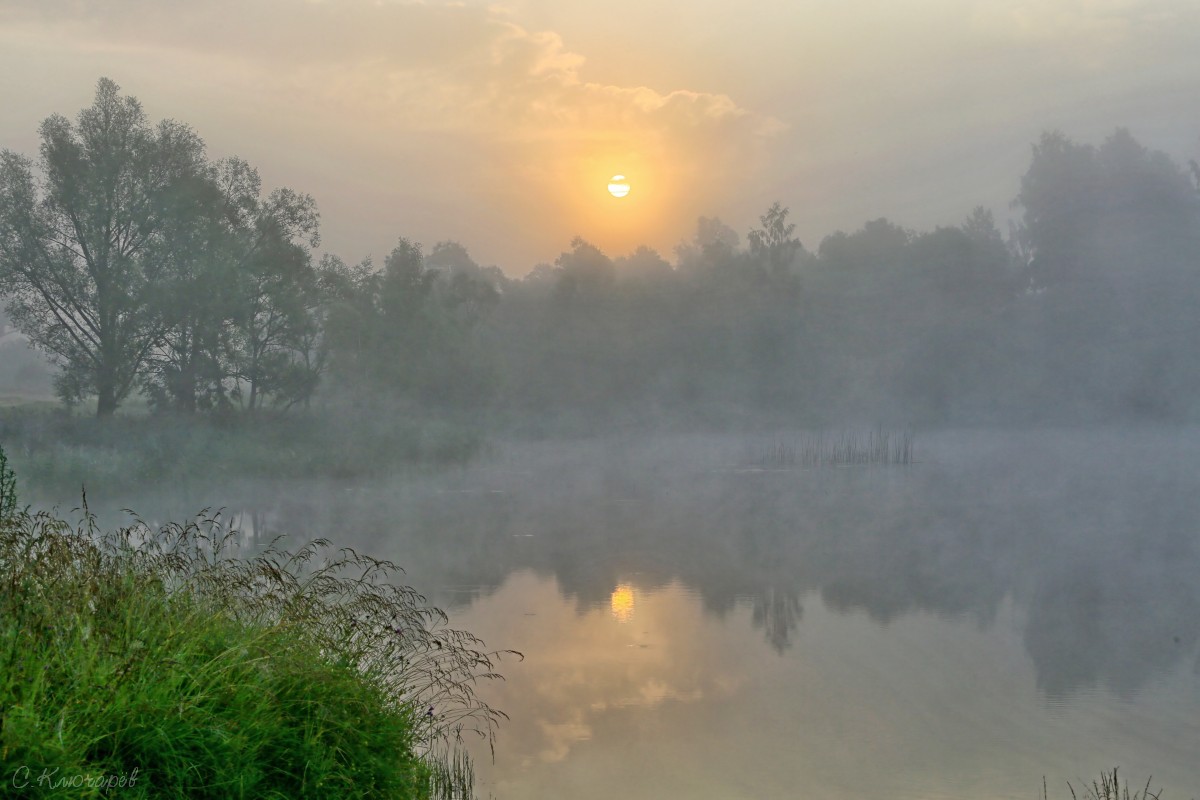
(96, 383), (118, 418)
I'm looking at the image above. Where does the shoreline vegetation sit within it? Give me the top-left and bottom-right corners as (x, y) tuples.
(0, 405), (485, 496)
(1042, 768), (1168, 800)
(0, 447), (514, 799)
(0, 402), (925, 499)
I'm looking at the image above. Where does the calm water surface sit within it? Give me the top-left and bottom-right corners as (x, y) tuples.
(61, 430), (1200, 798)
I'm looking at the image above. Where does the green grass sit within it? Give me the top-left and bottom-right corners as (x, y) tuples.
(0, 444), (16, 522)
(0, 406), (484, 495)
(0, 496), (512, 798)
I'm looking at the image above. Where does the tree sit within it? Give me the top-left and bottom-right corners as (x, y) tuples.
(1014, 129), (1200, 419)
(614, 245), (673, 282)
(675, 216), (739, 273)
(748, 202), (802, 274)
(141, 157), (243, 413)
(321, 237), (498, 409)
(0, 78), (208, 416)
(127, 152), (321, 415)
(223, 179), (321, 412)
(553, 236), (615, 302)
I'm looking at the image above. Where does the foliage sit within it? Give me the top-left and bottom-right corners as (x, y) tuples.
(0, 505), (515, 798)
(748, 201), (803, 274)
(0, 79), (210, 416)
(7, 81), (1200, 430)
(322, 239), (499, 410)
(143, 157), (323, 414)
(1012, 128), (1200, 420)
(0, 442), (16, 522)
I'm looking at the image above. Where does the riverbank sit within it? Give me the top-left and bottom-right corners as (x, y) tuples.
(0, 471), (508, 798)
(0, 405), (483, 496)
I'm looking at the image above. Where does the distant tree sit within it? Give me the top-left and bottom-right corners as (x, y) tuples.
(319, 254), (381, 391)
(696, 216), (740, 252)
(425, 240), (478, 277)
(748, 202), (802, 274)
(425, 240), (503, 318)
(141, 157), (246, 413)
(0, 78), (209, 416)
(553, 236), (615, 302)
(1014, 128), (1200, 419)
(1017, 129), (1198, 290)
(323, 238), (497, 408)
(523, 263), (557, 283)
(135, 156), (320, 415)
(222, 180), (321, 412)
(675, 215), (739, 273)
(909, 209), (1014, 307)
(614, 245), (673, 282)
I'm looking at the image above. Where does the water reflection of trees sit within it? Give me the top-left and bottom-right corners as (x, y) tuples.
(751, 586), (803, 653)
(91, 433), (1200, 698)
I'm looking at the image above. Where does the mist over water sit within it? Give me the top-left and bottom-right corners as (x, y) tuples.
(52, 429), (1200, 797)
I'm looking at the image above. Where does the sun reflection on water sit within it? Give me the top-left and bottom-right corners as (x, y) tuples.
(610, 583), (635, 623)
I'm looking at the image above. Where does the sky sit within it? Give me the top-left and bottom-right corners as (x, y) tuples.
(2, 0), (1200, 275)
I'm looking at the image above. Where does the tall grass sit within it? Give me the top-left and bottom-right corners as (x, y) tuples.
(747, 427), (915, 468)
(0, 407), (484, 496)
(0, 442), (16, 521)
(1042, 768), (1168, 800)
(0, 499), (514, 798)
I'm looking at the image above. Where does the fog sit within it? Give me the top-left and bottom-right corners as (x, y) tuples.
(3, 33), (1200, 800)
(38, 431), (1200, 797)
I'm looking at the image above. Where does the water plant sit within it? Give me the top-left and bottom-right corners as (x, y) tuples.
(747, 426), (915, 467)
(0, 498), (514, 798)
(1042, 768), (1167, 800)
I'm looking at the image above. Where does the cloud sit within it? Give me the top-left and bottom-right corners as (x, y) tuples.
(0, 0), (778, 142)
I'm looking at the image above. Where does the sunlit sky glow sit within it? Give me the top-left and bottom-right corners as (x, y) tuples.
(2, 0), (1199, 273)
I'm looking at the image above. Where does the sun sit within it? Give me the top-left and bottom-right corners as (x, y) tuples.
(607, 174), (630, 198)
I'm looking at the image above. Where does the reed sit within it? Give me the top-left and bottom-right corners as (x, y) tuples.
(747, 426), (915, 467)
(1042, 768), (1166, 800)
(0, 442), (16, 522)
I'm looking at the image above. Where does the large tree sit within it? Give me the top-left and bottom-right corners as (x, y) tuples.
(224, 180), (321, 412)
(0, 78), (208, 416)
(1014, 129), (1200, 419)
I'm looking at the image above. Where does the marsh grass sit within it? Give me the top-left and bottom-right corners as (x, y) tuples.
(1042, 769), (1169, 800)
(0, 444), (16, 521)
(747, 427), (915, 468)
(0, 407), (483, 495)
(0, 501), (514, 798)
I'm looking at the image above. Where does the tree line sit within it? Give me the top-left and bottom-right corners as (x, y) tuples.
(3, 79), (1200, 427)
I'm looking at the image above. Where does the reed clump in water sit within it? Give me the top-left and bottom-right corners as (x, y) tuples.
(1042, 768), (1166, 800)
(0, 495), (513, 799)
(748, 427), (915, 467)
